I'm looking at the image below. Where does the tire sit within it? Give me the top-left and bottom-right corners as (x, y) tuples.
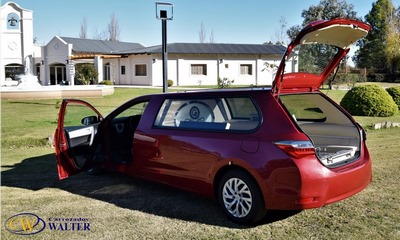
(218, 169), (267, 224)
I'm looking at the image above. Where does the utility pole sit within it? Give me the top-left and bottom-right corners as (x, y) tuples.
(156, 2), (173, 93)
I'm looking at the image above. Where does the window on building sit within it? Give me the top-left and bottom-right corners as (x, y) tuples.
(5, 64), (24, 80)
(104, 63), (111, 80)
(121, 66), (126, 75)
(240, 64), (253, 75)
(135, 64), (147, 76)
(7, 13), (19, 30)
(191, 64), (207, 75)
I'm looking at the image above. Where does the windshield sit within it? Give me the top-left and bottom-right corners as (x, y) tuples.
(285, 44), (340, 75)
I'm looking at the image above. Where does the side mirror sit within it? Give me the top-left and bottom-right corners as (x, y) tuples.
(81, 116), (98, 125)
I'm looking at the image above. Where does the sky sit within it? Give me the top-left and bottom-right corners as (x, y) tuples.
(2, 0), (399, 47)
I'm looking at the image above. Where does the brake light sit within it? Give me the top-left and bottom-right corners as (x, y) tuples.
(275, 140), (315, 158)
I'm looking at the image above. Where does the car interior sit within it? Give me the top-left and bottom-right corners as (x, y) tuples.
(280, 93), (361, 167)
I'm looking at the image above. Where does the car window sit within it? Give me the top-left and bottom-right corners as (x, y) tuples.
(154, 97), (260, 131)
(63, 102), (101, 127)
(114, 101), (148, 119)
(285, 44), (339, 75)
(279, 94), (326, 122)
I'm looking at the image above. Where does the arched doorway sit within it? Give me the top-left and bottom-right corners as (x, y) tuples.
(50, 63), (66, 85)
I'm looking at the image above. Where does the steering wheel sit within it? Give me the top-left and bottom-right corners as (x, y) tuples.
(174, 102), (214, 127)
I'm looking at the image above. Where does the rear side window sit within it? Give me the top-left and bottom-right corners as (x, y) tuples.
(154, 97), (260, 131)
(280, 94), (326, 121)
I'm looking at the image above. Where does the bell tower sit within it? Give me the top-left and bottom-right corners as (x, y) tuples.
(0, 1), (34, 81)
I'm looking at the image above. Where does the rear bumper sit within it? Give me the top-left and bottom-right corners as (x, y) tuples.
(263, 147), (372, 210)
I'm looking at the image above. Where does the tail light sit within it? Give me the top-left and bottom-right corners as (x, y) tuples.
(275, 140), (315, 158)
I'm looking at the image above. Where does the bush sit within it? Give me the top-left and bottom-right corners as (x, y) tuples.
(217, 77), (234, 89)
(168, 79), (174, 87)
(75, 63), (98, 85)
(386, 86), (400, 109)
(99, 80), (113, 85)
(323, 73), (366, 89)
(335, 73), (360, 84)
(367, 73), (386, 82)
(340, 85), (398, 117)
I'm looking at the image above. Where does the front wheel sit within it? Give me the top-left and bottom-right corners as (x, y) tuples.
(218, 169), (267, 224)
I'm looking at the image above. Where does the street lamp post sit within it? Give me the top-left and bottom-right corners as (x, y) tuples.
(155, 2), (173, 93)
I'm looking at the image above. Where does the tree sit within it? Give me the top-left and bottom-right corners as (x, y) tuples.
(286, 25), (302, 43)
(79, 17), (88, 39)
(92, 27), (107, 40)
(385, 6), (400, 78)
(75, 63), (98, 85)
(273, 16), (289, 45)
(198, 22), (206, 43)
(354, 0), (396, 72)
(209, 30), (215, 43)
(198, 22), (216, 43)
(107, 13), (120, 41)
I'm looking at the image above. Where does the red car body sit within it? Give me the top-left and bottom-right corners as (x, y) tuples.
(55, 18), (372, 224)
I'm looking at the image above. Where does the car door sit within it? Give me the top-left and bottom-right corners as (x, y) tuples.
(54, 99), (103, 180)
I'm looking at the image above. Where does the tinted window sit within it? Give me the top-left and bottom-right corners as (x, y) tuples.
(286, 44), (339, 75)
(280, 94), (326, 121)
(63, 102), (100, 127)
(154, 97), (260, 131)
(115, 101), (148, 119)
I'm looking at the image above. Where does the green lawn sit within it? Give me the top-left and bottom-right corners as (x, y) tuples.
(1, 87), (400, 239)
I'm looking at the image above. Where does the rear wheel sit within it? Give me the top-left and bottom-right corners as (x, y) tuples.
(217, 169), (267, 224)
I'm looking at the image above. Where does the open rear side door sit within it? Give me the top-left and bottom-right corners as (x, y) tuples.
(54, 99), (103, 180)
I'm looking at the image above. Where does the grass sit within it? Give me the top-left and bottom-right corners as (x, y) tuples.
(1, 86), (400, 239)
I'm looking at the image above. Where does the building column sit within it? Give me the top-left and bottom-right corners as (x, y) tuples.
(67, 61), (75, 86)
(94, 56), (103, 83)
(256, 59), (263, 86)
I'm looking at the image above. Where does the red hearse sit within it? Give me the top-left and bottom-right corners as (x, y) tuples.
(55, 18), (372, 224)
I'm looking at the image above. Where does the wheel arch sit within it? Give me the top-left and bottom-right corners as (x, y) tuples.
(212, 164), (266, 207)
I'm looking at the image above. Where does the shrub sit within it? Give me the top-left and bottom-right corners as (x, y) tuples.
(99, 80), (113, 85)
(340, 85), (398, 117)
(217, 77), (234, 89)
(367, 73), (386, 82)
(168, 79), (174, 87)
(323, 73), (365, 89)
(75, 63), (98, 85)
(386, 86), (400, 109)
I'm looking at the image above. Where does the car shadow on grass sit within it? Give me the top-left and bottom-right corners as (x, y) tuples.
(1, 153), (300, 228)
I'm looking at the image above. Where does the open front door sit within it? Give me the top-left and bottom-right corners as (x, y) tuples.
(54, 99), (103, 180)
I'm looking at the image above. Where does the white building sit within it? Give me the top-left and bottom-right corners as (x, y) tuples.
(0, 2), (41, 85)
(1, 1), (287, 87)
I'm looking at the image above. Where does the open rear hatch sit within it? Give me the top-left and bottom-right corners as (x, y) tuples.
(272, 18), (370, 94)
(273, 18), (370, 167)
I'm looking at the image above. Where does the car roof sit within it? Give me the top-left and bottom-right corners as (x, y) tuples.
(150, 87), (273, 97)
